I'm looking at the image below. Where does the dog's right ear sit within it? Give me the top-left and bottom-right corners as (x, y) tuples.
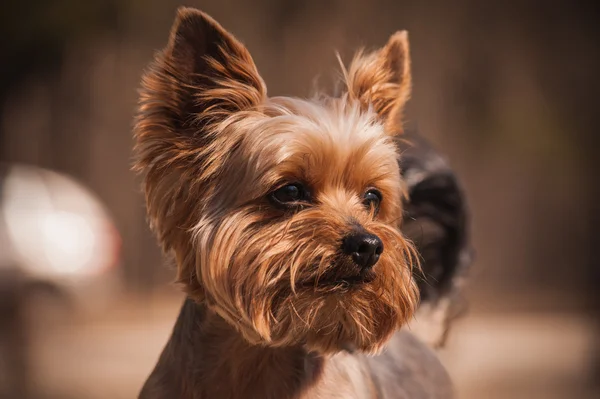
(133, 8), (266, 301)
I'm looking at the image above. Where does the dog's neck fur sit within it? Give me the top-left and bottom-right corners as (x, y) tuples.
(141, 298), (325, 399)
(141, 299), (455, 399)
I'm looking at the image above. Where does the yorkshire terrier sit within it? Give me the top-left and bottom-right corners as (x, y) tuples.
(134, 7), (454, 399)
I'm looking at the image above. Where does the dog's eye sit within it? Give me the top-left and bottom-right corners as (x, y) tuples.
(363, 189), (382, 213)
(270, 183), (307, 207)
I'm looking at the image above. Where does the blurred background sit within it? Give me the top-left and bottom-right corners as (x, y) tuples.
(0, 0), (598, 398)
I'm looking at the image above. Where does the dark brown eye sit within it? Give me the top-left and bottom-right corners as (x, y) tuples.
(270, 183), (308, 207)
(363, 189), (382, 213)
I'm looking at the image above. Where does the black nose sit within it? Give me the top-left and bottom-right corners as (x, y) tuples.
(342, 233), (384, 270)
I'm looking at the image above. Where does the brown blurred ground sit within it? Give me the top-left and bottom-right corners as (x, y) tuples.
(24, 290), (596, 399)
(1, 0), (598, 398)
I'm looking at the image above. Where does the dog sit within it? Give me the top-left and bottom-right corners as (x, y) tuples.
(134, 7), (454, 398)
(398, 132), (472, 348)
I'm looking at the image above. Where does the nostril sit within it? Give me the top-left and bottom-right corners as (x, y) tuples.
(360, 236), (383, 257)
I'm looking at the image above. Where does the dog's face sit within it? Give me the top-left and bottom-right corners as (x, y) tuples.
(134, 7), (418, 354)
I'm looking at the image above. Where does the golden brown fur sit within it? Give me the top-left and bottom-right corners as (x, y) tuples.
(134, 7), (453, 398)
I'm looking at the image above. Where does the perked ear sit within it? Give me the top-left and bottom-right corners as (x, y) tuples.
(166, 8), (266, 122)
(138, 7), (266, 135)
(344, 31), (412, 135)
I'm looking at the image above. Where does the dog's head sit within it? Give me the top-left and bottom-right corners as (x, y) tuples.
(134, 7), (418, 354)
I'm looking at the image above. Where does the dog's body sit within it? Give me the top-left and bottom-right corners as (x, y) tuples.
(398, 132), (471, 348)
(140, 299), (453, 399)
(134, 7), (467, 399)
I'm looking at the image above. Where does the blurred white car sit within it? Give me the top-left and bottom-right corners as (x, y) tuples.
(0, 163), (122, 313)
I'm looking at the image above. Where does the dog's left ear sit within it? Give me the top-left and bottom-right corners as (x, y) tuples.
(345, 31), (411, 135)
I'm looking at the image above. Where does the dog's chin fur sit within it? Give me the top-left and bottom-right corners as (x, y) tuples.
(206, 228), (417, 355)
(134, 7), (418, 355)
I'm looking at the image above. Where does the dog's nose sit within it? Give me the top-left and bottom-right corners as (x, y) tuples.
(342, 233), (384, 270)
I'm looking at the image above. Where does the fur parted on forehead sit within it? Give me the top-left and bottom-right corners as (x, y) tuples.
(199, 95), (404, 206)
